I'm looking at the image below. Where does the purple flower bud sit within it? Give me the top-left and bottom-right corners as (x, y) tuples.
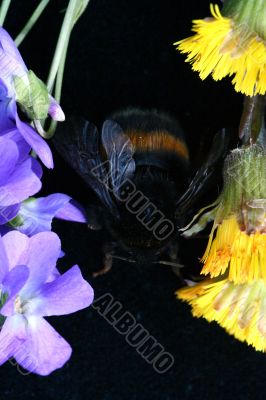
(48, 96), (65, 121)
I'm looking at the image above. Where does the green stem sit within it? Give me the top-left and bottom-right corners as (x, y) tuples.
(46, 0), (79, 93)
(14, 0), (50, 47)
(239, 95), (266, 145)
(40, 0), (89, 138)
(45, 40), (68, 137)
(0, 0), (11, 26)
(54, 40), (68, 111)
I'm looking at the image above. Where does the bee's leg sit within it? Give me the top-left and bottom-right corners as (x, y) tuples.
(86, 205), (103, 230)
(92, 254), (112, 277)
(92, 242), (116, 277)
(167, 241), (184, 278)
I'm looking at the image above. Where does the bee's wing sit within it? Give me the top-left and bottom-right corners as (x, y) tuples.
(176, 128), (231, 215)
(101, 119), (135, 197)
(53, 117), (118, 215)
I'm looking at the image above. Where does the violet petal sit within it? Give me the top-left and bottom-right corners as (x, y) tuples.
(0, 27), (27, 70)
(0, 136), (18, 185)
(17, 193), (71, 235)
(31, 157), (43, 180)
(0, 97), (14, 131)
(12, 316), (72, 376)
(19, 231), (61, 296)
(15, 115), (53, 169)
(0, 204), (20, 224)
(48, 96), (65, 121)
(0, 315), (27, 365)
(2, 231), (29, 270)
(2, 128), (31, 161)
(55, 199), (87, 223)
(0, 235), (9, 282)
(1, 265), (29, 313)
(0, 157), (42, 206)
(38, 265), (94, 316)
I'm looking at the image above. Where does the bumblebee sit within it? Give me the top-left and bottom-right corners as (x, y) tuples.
(54, 107), (229, 276)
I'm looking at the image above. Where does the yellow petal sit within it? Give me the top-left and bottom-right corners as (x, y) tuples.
(201, 216), (266, 284)
(177, 278), (266, 352)
(175, 4), (266, 96)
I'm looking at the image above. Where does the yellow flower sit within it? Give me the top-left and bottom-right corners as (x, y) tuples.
(177, 277), (266, 352)
(201, 215), (266, 284)
(175, 4), (266, 96)
(177, 144), (266, 351)
(181, 145), (266, 285)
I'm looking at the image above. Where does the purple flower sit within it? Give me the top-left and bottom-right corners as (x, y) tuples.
(0, 28), (27, 97)
(8, 193), (87, 236)
(0, 27), (65, 168)
(1, 126), (31, 160)
(0, 135), (42, 225)
(0, 231), (94, 375)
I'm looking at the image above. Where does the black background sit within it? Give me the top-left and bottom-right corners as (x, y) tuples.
(2, 1), (264, 399)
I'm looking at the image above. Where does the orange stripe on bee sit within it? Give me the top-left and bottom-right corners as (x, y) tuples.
(127, 130), (189, 160)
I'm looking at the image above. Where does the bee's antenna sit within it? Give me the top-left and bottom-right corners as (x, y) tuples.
(154, 260), (184, 268)
(112, 255), (136, 263)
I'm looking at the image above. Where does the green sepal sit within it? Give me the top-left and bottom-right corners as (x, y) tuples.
(0, 293), (7, 327)
(216, 145), (266, 232)
(0, 315), (5, 328)
(0, 292), (8, 309)
(13, 75), (31, 112)
(223, 0), (266, 40)
(13, 70), (50, 120)
(8, 214), (24, 228)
